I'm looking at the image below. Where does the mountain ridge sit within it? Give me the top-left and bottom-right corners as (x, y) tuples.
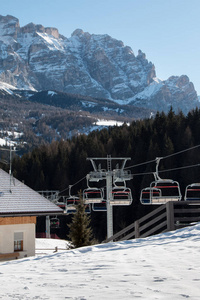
(0, 14), (199, 114)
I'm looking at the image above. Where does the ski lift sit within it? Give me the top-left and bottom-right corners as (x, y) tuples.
(113, 166), (132, 182)
(66, 200), (91, 214)
(83, 187), (104, 204)
(66, 197), (79, 214)
(65, 186), (91, 214)
(184, 183), (200, 202)
(67, 202), (91, 214)
(88, 167), (106, 182)
(50, 217), (60, 229)
(140, 187), (161, 204)
(65, 185), (79, 214)
(110, 182), (132, 206)
(150, 179), (181, 204)
(141, 157), (182, 205)
(83, 175), (104, 204)
(56, 196), (66, 209)
(38, 190), (59, 204)
(87, 162), (107, 182)
(92, 200), (107, 212)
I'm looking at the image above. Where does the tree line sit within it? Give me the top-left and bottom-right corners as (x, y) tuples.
(8, 108), (200, 241)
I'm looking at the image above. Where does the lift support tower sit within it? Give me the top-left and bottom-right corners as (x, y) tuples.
(87, 156), (133, 239)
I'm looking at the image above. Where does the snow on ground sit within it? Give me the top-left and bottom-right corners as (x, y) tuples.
(95, 119), (125, 126)
(35, 238), (71, 255)
(0, 137), (16, 147)
(78, 119), (129, 136)
(1, 224), (200, 299)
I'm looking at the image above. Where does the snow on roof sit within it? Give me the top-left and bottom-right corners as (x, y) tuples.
(0, 169), (63, 216)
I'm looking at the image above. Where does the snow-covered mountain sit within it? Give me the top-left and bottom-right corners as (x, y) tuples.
(0, 14), (199, 114)
(129, 75), (199, 114)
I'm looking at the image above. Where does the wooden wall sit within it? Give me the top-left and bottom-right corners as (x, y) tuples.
(0, 216), (36, 225)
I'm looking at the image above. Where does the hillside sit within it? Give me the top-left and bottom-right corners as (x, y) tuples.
(0, 83), (154, 154)
(0, 224), (200, 299)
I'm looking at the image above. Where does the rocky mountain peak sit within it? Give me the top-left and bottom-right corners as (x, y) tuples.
(0, 15), (20, 38)
(137, 49), (146, 60)
(20, 22), (60, 39)
(71, 28), (85, 37)
(0, 15), (199, 114)
(166, 75), (195, 94)
(45, 27), (59, 39)
(175, 75), (191, 88)
(20, 22), (40, 34)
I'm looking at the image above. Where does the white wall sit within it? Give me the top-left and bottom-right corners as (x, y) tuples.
(0, 223), (35, 259)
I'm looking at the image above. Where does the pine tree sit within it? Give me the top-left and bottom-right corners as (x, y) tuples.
(68, 192), (93, 248)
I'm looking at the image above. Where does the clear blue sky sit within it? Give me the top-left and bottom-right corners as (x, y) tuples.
(1, 0), (200, 94)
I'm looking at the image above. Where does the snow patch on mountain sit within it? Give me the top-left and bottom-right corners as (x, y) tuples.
(48, 90), (57, 96)
(0, 81), (17, 94)
(81, 101), (97, 108)
(0, 15), (199, 114)
(36, 31), (65, 52)
(95, 119), (128, 126)
(76, 119), (129, 136)
(132, 78), (163, 103)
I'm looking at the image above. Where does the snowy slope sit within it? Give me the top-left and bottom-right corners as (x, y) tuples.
(0, 223), (200, 299)
(0, 81), (17, 95)
(79, 119), (129, 135)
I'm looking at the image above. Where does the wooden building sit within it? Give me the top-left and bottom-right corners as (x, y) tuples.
(0, 169), (63, 260)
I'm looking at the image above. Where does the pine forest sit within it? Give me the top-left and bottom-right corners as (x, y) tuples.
(5, 108), (200, 242)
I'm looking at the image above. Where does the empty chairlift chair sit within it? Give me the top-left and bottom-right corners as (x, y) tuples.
(140, 187), (161, 204)
(83, 187), (104, 204)
(83, 175), (104, 204)
(110, 166), (133, 206)
(56, 196), (66, 209)
(66, 186), (91, 214)
(184, 183), (200, 202)
(65, 185), (79, 214)
(150, 179), (182, 204)
(92, 200), (107, 212)
(140, 157), (182, 205)
(50, 217), (60, 229)
(110, 182), (132, 206)
(66, 195), (79, 214)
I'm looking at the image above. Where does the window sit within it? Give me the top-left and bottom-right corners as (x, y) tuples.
(14, 232), (23, 252)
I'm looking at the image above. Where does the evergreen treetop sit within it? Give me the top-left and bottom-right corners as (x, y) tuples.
(68, 192), (93, 248)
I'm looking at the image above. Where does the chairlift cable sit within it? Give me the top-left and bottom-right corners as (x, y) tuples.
(125, 144), (200, 170)
(59, 145), (200, 195)
(162, 144), (200, 160)
(59, 175), (86, 194)
(124, 158), (156, 170)
(131, 163), (200, 177)
(159, 163), (200, 173)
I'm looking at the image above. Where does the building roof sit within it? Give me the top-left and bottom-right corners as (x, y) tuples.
(0, 169), (63, 217)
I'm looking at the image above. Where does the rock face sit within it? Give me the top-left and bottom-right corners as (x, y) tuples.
(0, 14), (199, 114)
(130, 75), (199, 114)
